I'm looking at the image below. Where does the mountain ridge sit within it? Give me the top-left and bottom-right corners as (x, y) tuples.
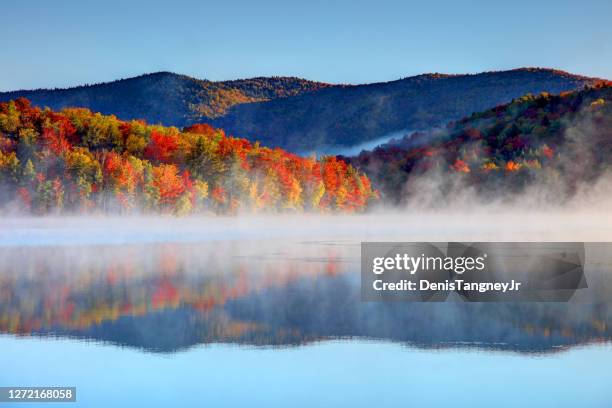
(1, 71), (337, 95)
(0, 68), (604, 152)
(2, 67), (596, 92)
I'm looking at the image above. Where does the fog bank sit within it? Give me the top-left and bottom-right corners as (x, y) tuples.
(2, 210), (612, 247)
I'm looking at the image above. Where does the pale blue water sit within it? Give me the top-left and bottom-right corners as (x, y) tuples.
(1, 217), (612, 406)
(2, 337), (612, 407)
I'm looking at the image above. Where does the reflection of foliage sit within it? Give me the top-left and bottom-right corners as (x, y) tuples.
(0, 244), (343, 335)
(0, 99), (376, 214)
(0, 243), (611, 353)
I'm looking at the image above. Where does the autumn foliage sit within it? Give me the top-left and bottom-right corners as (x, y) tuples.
(347, 84), (612, 203)
(0, 98), (376, 214)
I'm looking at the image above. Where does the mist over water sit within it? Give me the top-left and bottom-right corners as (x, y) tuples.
(2, 210), (612, 346)
(3, 209), (612, 246)
(0, 214), (611, 348)
(2, 211), (612, 407)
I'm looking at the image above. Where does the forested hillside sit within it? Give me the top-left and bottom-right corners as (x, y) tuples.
(214, 68), (599, 151)
(0, 69), (598, 152)
(0, 72), (334, 128)
(0, 98), (375, 214)
(346, 83), (612, 205)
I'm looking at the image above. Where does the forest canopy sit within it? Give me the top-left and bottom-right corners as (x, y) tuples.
(0, 98), (376, 215)
(347, 83), (612, 205)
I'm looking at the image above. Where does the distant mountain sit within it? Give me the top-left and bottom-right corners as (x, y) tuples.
(0, 69), (601, 152)
(345, 83), (612, 205)
(214, 68), (602, 152)
(0, 72), (334, 128)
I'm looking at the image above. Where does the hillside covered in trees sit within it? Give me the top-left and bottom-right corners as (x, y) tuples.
(0, 69), (599, 152)
(346, 83), (612, 205)
(214, 68), (600, 152)
(0, 72), (335, 128)
(0, 98), (376, 214)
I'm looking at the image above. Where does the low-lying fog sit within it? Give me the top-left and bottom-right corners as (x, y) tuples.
(2, 210), (612, 246)
(303, 129), (413, 156)
(2, 210), (612, 350)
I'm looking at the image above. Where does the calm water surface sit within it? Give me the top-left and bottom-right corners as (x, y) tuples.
(1, 215), (612, 407)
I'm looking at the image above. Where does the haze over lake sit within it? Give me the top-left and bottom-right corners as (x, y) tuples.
(1, 213), (612, 406)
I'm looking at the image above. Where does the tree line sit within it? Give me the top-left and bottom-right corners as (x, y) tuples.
(0, 98), (376, 214)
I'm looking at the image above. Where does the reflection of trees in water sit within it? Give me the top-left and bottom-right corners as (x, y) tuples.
(0, 243), (343, 335)
(0, 244), (610, 353)
(226, 276), (612, 353)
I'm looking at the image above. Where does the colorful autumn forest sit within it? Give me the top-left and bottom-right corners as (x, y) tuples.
(2, 82), (612, 214)
(0, 98), (376, 214)
(347, 83), (612, 203)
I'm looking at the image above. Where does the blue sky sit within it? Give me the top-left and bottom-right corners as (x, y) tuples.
(1, 0), (611, 91)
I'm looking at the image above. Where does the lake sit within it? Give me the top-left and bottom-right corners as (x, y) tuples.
(1, 214), (612, 407)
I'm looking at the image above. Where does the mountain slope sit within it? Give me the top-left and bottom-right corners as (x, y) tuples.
(0, 98), (375, 214)
(345, 83), (612, 205)
(0, 72), (334, 127)
(213, 69), (600, 151)
(0, 69), (601, 152)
